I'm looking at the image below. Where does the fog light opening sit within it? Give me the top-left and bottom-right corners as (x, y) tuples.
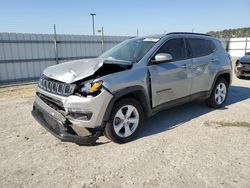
(66, 108), (93, 121)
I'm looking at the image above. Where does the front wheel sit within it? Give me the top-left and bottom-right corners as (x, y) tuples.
(104, 98), (144, 143)
(205, 78), (228, 108)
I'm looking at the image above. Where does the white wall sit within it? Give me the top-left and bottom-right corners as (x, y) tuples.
(220, 37), (250, 57)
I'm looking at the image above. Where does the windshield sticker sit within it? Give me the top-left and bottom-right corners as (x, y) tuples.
(143, 38), (159, 42)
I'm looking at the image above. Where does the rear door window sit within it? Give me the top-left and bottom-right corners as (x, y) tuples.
(188, 38), (214, 58)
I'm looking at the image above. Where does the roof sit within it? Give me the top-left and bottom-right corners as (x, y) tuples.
(136, 32), (212, 41)
(166, 32), (210, 37)
(142, 32), (211, 39)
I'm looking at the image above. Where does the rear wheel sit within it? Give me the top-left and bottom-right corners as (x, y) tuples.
(104, 98), (144, 143)
(206, 78), (228, 108)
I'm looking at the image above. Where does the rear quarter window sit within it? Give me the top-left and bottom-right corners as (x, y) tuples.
(207, 40), (217, 52)
(188, 38), (215, 58)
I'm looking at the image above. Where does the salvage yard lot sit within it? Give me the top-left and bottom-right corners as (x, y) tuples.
(0, 76), (249, 188)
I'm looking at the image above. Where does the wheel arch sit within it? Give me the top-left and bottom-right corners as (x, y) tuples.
(208, 70), (231, 97)
(102, 86), (151, 123)
(217, 72), (231, 85)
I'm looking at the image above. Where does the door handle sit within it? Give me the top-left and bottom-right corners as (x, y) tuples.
(210, 59), (218, 63)
(181, 64), (191, 69)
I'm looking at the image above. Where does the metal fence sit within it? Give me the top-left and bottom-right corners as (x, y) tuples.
(0, 32), (129, 85)
(0, 33), (249, 86)
(221, 37), (250, 58)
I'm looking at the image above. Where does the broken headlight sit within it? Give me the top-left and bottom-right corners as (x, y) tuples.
(237, 62), (243, 68)
(78, 81), (103, 96)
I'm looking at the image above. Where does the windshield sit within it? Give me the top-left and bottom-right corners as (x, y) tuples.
(99, 38), (158, 63)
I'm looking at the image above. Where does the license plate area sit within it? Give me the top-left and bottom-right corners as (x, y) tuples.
(36, 108), (61, 134)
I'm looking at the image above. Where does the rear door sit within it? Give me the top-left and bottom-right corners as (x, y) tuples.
(148, 38), (193, 108)
(186, 38), (216, 94)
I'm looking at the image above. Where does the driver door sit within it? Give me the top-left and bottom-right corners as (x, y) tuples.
(148, 38), (193, 108)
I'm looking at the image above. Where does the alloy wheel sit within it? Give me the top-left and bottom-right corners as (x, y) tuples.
(215, 82), (227, 104)
(113, 105), (139, 138)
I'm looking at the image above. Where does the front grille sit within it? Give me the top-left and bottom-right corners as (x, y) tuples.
(38, 76), (75, 96)
(241, 63), (250, 68)
(37, 93), (65, 112)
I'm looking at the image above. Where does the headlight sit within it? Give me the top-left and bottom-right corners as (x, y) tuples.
(89, 82), (103, 92)
(79, 81), (103, 96)
(237, 62), (243, 67)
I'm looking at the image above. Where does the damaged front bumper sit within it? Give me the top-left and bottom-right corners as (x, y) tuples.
(32, 103), (101, 145)
(32, 87), (113, 145)
(235, 64), (250, 77)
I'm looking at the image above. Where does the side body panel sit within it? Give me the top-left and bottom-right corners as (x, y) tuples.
(146, 36), (193, 108)
(186, 37), (232, 95)
(204, 39), (232, 90)
(148, 59), (192, 107)
(98, 64), (149, 95)
(189, 54), (216, 94)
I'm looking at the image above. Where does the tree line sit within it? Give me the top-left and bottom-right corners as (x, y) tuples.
(207, 27), (250, 38)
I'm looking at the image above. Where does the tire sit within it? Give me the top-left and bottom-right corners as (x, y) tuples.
(104, 98), (144, 143)
(205, 78), (228, 108)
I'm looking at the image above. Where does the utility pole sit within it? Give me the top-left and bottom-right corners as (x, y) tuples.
(245, 37), (248, 54)
(53, 24), (59, 64)
(90, 13), (96, 35)
(101, 27), (104, 52)
(97, 27), (104, 53)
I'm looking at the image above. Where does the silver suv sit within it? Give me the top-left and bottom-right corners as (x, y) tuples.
(32, 32), (232, 144)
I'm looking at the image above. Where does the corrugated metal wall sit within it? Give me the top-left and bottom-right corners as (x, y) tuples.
(221, 37), (250, 57)
(0, 32), (129, 85)
(1, 33), (249, 85)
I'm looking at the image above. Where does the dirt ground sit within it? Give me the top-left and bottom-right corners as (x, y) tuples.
(0, 75), (249, 188)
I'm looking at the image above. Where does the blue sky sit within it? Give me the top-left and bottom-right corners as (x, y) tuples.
(0, 0), (249, 36)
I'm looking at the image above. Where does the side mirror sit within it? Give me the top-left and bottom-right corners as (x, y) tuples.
(152, 53), (173, 64)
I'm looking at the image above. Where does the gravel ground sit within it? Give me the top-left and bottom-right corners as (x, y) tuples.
(0, 76), (249, 188)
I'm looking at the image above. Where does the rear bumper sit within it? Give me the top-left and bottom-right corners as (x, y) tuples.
(32, 97), (102, 145)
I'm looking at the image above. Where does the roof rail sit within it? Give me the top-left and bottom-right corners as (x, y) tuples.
(166, 32), (210, 37)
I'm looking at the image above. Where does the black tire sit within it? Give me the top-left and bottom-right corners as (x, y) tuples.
(205, 78), (228, 108)
(104, 98), (144, 143)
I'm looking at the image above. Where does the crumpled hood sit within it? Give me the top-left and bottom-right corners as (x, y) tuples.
(43, 58), (132, 83)
(239, 55), (250, 63)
